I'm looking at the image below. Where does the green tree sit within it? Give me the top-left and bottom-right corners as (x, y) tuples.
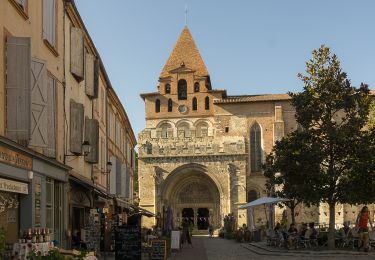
(264, 131), (322, 225)
(288, 45), (372, 249)
(369, 101), (375, 129)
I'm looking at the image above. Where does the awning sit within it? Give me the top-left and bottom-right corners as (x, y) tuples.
(115, 197), (135, 209)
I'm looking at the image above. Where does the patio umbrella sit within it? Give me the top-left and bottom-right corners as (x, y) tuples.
(240, 197), (289, 230)
(239, 197), (289, 209)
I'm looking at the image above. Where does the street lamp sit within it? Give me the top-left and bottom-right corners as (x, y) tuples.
(66, 141), (92, 157)
(101, 161), (112, 174)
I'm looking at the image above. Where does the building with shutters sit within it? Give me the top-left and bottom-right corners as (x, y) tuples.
(138, 27), (375, 232)
(0, 0), (71, 247)
(0, 0), (137, 252)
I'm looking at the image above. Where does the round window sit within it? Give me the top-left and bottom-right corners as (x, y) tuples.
(178, 105), (188, 114)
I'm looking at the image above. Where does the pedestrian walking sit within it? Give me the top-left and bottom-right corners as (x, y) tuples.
(356, 206), (373, 252)
(181, 219), (192, 248)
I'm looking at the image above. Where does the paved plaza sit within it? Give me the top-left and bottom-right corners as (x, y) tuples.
(171, 235), (375, 260)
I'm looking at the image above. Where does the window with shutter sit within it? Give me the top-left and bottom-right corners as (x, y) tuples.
(70, 100), (84, 154)
(5, 37), (31, 143)
(43, 0), (56, 47)
(44, 76), (56, 157)
(70, 27), (84, 81)
(85, 53), (96, 97)
(30, 59), (48, 148)
(84, 118), (99, 163)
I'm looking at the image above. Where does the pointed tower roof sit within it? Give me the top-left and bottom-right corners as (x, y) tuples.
(160, 27), (209, 78)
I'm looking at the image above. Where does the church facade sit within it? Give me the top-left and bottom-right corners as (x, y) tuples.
(138, 27), (365, 230)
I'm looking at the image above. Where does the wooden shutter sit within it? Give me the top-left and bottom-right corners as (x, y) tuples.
(5, 37), (31, 143)
(44, 76), (56, 157)
(30, 59), (48, 148)
(70, 27), (84, 81)
(70, 100), (84, 154)
(43, 0), (56, 47)
(84, 118), (99, 163)
(85, 53), (95, 97)
(93, 59), (99, 98)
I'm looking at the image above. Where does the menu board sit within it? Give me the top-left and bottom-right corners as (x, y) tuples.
(151, 240), (166, 260)
(115, 225), (141, 260)
(84, 211), (101, 253)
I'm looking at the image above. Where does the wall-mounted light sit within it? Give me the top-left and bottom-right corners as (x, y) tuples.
(28, 171), (33, 180)
(66, 141), (91, 157)
(101, 161), (112, 175)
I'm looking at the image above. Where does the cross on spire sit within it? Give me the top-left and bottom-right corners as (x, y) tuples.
(185, 4), (188, 26)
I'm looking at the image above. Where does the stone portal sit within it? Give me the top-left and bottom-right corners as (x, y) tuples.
(160, 164), (221, 229)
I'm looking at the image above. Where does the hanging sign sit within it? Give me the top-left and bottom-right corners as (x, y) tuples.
(0, 177), (28, 194)
(0, 146), (32, 170)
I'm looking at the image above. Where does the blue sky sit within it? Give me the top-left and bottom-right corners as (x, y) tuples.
(75, 0), (375, 137)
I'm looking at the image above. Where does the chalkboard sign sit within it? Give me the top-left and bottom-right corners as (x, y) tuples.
(151, 240), (166, 260)
(115, 225), (141, 260)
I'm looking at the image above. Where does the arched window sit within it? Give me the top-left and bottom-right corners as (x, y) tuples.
(196, 122), (208, 137)
(194, 82), (200, 92)
(192, 97), (197, 111)
(160, 123), (171, 138)
(250, 123), (262, 172)
(205, 96), (210, 110)
(165, 84), (171, 94)
(178, 79), (187, 100)
(155, 99), (160, 113)
(177, 122), (190, 138)
(168, 99), (172, 112)
(247, 190), (258, 202)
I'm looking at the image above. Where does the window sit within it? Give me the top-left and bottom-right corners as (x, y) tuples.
(43, 0), (56, 47)
(165, 84), (171, 94)
(178, 123), (190, 138)
(155, 99), (160, 113)
(178, 79), (187, 100)
(205, 96), (210, 110)
(194, 82), (200, 92)
(250, 123), (262, 172)
(247, 190), (258, 202)
(161, 123), (172, 138)
(196, 122), (208, 137)
(168, 99), (173, 112)
(225, 126), (229, 133)
(46, 178), (54, 237)
(9, 0), (28, 19)
(192, 97), (197, 111)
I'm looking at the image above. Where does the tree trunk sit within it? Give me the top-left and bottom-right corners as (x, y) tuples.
(291, 206), (296, 224)
(328, 202), (336, 250)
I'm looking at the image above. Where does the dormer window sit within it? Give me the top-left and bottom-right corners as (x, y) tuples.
(194, 82), (200, 92)
(165, 83), (171, 94)
(178, 79), (187, 100)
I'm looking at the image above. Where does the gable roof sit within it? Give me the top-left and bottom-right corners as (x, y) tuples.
(160, 26), (209, 78)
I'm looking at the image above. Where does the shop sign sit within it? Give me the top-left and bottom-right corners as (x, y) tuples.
(0, 146), (32, 170)
(0, 178), (28, 194)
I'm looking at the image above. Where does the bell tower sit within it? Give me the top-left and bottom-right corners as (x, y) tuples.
(141, 27), (225, 119)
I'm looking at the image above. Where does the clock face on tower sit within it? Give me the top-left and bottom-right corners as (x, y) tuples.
(178, 105), (188, 114)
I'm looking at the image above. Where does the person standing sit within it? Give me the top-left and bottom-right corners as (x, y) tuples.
(356, 206), (373, 252)
(182, 219), (192, 248)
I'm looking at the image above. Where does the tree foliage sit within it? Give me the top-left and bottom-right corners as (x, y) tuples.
(266, 45), (374, 249)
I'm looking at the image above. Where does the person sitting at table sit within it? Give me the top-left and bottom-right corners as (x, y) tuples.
(308, 222), (318, 239)
(299, 223), (308, 238)
(287, 223), (298, 249)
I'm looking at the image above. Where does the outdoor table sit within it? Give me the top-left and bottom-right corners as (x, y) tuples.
(12, 242), (53, 260)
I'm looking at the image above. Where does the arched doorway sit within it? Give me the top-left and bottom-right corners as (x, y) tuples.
(160, 164), (221, 230)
